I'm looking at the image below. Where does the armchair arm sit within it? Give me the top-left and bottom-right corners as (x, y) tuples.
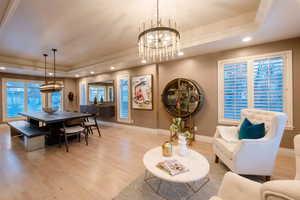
(261, 180), (300, 200)
(233, 138), (279, 174)
(217, 172), (261, 200)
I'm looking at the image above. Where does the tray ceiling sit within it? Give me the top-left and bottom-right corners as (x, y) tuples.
(0, 0), (299, 77)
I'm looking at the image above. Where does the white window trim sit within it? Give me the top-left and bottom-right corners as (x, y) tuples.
(2, 78), (43, 121)
(116, 74), (132, 123)
(218, 50), (293, 129)
(2, 78), (64, 121)
(79, 81), (87, 105)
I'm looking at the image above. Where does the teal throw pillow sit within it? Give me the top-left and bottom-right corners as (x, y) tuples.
(239, 118), (265, 140)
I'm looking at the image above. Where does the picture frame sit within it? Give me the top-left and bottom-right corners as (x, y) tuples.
(132, 74), (153, 110)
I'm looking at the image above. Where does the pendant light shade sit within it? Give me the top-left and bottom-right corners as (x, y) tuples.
(40, 49), (64, 93)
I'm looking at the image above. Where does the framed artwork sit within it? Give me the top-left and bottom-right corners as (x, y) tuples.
(132, 75), (153, 110)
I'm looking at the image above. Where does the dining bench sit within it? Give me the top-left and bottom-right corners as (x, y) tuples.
(7, 121), (49, 152)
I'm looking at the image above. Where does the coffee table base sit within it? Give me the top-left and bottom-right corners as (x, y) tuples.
(144, 170), (210, 200)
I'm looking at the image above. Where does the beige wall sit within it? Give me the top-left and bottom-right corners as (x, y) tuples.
(158, 37), (300, 148)
(80, 37), (300, 148)
(79, 64), (158, 128)
(2, 37), (298, 148)
(0, 72), (78, 122)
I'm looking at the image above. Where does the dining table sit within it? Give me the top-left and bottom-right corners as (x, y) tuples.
(19, 111), (92, 145)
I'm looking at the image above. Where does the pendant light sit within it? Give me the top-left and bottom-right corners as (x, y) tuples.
(39, 49), (64, 93)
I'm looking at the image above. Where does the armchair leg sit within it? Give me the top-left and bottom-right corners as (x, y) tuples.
(215, 155), (219, 163)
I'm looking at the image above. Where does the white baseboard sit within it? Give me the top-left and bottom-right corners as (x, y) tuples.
(99, 121), (294, 157)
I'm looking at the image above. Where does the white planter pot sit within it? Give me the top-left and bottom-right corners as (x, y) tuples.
(178, 135), (188, 156)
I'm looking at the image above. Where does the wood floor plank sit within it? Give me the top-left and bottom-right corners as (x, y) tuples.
(0, 124), (295, 200)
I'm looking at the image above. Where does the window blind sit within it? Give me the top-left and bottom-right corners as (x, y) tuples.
(223, 62), (248, 120)
(253, 57), (284, 112)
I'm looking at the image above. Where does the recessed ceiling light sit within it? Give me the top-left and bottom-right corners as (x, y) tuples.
(0, 67), (6, 70)
(177, 51), (184, 56)
(49, 72), (53, 76)
(110, 66), (115, 70)
(75, 74), (79, 78)
(90, 71), (95, 74)
(141, 59), (147, 64)
(242, 36), (252, 42)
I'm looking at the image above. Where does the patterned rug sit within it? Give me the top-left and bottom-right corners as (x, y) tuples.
(114, 156), (264, 200)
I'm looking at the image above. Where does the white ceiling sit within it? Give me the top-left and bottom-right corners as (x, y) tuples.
(0, 0), (299, 77)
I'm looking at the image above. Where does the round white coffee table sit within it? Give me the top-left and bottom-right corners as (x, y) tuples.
(143, 146), (210, 199)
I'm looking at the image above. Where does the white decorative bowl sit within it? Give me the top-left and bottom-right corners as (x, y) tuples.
(43, 107), (59, 114)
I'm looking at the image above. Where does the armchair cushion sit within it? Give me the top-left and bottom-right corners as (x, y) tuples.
(239, 118), (265, 140)
(216, 172), (261, 200)
(217, 126), (239, 143)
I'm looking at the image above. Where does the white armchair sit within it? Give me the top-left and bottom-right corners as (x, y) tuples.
(213, 109), (287, 179)
(210, 172), (300, 200)
(210, 133), (300, 200)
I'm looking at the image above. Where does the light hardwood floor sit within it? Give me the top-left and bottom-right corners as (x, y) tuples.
(0, 124), (296, 200)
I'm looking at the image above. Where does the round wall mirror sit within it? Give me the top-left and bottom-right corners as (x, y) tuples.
(162, 78), (204, 118)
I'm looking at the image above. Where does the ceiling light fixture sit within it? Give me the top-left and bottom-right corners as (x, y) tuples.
(110, 66), (115, 70)
(75, 74), (79, 78)
(242, 36), (252, 42)
(141, 59), (147, 64)
(49, 72), (53, 76)
(90, 71), (95, 74)
(138, 0), (181, 62)
(39, 49), (64, 93)
(0, 67), (6, 70)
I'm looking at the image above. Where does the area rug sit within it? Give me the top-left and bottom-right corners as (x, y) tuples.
(114, 157), (264, 200)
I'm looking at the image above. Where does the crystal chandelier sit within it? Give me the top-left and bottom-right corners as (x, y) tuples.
(39, 49), (64, 93)
(138, 0), (181, 62)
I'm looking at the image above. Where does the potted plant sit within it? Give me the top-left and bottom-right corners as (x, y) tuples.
(169, 118), (182, 141)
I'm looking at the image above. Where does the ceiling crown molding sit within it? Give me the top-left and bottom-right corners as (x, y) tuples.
(0, 0), (20, 34)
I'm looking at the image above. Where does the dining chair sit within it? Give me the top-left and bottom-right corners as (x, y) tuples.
(83, 113), (101, 137)
(59, 121), (88, 152)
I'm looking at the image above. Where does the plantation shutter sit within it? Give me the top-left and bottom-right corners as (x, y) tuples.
(223, 62), (248, 120)
(253, 57), (284, 112)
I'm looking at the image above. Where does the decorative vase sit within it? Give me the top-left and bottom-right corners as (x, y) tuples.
(162, 141), (173, 157)
(178, 135), (188, 156)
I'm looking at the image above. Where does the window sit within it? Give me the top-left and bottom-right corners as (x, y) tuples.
(6, 81), (25, 118)
(51, 91), (62, 110)
(2, 79), (63, 121)
(80, 83), (87, 105)
(89, 86), (105, 103)
(28, 83), (42, 112)
(218, 51), (293, 128)
(117, 74), (131, 122)
(3, 80), (43, 120)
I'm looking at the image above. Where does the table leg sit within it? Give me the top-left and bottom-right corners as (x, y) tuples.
(144, 170), (210, 200)
(185, 177), (210, 200)
(144, 170), (165, 198)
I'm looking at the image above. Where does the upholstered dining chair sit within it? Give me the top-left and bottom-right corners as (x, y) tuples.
(210, 135), (300, 200)
(213, 109), (287, 180)
(83, 114), (101, 137)
(59, 122), (88, 152)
